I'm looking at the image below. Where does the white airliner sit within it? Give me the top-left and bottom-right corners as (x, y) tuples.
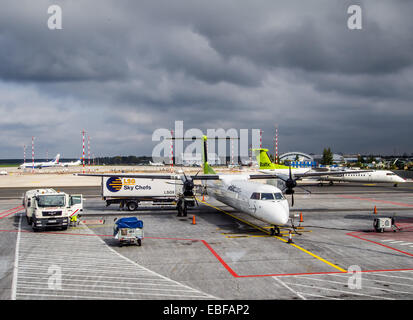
(60, 159), (82, 167)
(318, 169), (406, 187)
(149, 161), (165, 166)
(79, 137), (292, 235)
(19, 154), (61, 169)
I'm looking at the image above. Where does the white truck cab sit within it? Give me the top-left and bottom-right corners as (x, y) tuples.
(23, 189), (83, 231)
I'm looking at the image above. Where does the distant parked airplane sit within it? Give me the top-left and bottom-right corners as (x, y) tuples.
(19, 154), (61, 169)
(149, 161), (164, 166)
(60, 159), (82, 167)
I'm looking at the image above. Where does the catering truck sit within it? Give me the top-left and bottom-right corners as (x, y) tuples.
(23, 188), (83, 231)
(102, 176), (194, 212)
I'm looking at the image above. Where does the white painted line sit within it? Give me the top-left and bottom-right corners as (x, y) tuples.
(299, 292), (342, 300)
(399, 242), (413, 246)
(300, 276), (413, 295)
(11, 214), (22, 300)
(18, 279), (188, 289)
(17, 271), (165, 281)
(92, 231), (219, 300)
(19, 262), (144, 271)
(18, 274), (172, 284)
(17, 282), (201, 293)
(332, 274), (413, 287)
(381, 239), (394, 242)
(273, 277), (306, 300)
(362, 273), (413, 282)
(389, 241), (404, 244)
(16, 293), (134, 300)
(281, 282), (395, 300)
(18, 266), (157, 276)
(16, 286), (208, 298)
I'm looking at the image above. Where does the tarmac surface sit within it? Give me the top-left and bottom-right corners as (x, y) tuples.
(1, 181), (413, 300)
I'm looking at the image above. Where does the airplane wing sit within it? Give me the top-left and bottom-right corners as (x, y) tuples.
(257, 170), (373, 180)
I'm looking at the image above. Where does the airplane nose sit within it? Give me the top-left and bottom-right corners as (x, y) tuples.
(259, 201), (289, 226)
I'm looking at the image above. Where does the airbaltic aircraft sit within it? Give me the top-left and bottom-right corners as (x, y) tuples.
(317, 170), (406, 187)
(19, 154), (61, 169)
(254, 149), (405, 187)
(79, 137), (293, 235)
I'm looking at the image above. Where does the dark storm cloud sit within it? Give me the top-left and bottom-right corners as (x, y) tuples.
(0, 0), (412, 157)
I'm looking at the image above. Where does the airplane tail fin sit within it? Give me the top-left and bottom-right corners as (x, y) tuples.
(54, 154), (60, 164)
(202, 136), (216, 174)
(253, 148), (289, 169)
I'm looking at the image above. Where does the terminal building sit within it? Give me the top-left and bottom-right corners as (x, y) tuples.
(279, 152), (316, 168)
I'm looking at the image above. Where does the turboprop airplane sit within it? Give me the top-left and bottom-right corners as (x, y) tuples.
(253, 149), (405, 187)
(19, 154), (61, 169)
(253, 149), (376, 199)
(317, 169), (406, 187)
(78, 137), (301, 235)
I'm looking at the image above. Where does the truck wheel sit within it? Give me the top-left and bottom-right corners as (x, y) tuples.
(32, 221), (39, 232)
(137, 239), (142, 246)
(127, 202), (137, 211)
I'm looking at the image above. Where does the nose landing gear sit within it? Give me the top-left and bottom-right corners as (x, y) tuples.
(270, 226), (281, 236)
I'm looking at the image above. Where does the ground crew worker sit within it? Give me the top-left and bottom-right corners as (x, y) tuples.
(70, 214), (78, 226)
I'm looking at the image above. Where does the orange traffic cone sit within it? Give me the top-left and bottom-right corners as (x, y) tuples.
(299, 212), (304, 223)
(202, 194), (205, 202)
(192, 215), (196, 225)
(287, 230), (293, 244)
(374, 206), (377, 214)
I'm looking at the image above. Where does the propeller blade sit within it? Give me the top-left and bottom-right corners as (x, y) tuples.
(297, 185), (312, 194)
(291, 192), (294, 207)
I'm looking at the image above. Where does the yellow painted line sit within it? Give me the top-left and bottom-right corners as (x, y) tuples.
(197, 198), (346, 273)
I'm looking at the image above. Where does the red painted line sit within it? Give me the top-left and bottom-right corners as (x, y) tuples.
(0, 205), (24, 218)
(337, 195), (413, 208)
(347, 231), (413, 257)
(0, 206), (24, 220)
(200, 240), (239, 277)
(1, 223), (412, 278)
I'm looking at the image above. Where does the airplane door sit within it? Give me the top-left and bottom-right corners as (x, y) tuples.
(248, 200), (256, 213)
(368, 173), (373, 182)
(69, 194), (83, 217)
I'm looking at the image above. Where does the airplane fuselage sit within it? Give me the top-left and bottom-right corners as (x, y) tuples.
(203, 175), (289, 226)
(319, 170), (405, 184)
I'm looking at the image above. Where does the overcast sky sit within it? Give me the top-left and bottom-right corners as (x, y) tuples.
(0, 0), (412, 159)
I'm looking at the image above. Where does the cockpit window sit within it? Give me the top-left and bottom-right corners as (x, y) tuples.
(274, 193), (284, 200)
(261, 193), (274, 200)
(251, 192), (286, 200)
(386, 173), (395, 176)
(250, 192), (260, 200)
